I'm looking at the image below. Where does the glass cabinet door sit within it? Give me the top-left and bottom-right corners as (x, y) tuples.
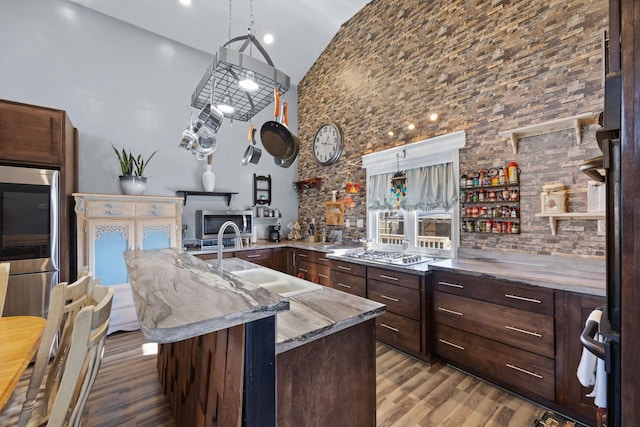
(136, 218), (176, 250)
(86, 219), (134, 286)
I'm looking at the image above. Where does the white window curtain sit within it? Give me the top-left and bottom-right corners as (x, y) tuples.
(368, 163), (457, 211)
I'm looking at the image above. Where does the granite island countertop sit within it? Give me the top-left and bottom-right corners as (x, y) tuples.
(124, 248), (385, 353)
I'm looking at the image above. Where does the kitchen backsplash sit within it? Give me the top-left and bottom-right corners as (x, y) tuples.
(296, 0), (607, 257)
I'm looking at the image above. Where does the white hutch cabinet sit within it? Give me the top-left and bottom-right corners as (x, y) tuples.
(74, 193), (183, 334)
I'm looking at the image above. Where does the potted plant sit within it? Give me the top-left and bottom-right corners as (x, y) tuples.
(112, 144), (158, 195)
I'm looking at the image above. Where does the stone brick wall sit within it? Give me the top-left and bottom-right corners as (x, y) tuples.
(297, 0), (608, 257)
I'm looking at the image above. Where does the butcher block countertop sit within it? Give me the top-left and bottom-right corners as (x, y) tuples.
(124, 248), (385, 352)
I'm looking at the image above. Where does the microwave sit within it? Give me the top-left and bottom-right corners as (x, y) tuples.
(195, 209), (253, 240)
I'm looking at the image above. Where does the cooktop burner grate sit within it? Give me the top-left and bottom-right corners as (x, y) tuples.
(343, 249), (434, 266)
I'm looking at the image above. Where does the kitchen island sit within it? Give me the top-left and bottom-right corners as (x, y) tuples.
(124, 248), (385, 427)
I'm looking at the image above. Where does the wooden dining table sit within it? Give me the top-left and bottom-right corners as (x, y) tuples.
(0, 316), (46, 410)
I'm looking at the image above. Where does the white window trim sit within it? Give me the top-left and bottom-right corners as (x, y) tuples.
(362, 131), (465, 258)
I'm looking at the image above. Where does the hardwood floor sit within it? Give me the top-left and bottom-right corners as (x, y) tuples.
(0, 331), (550, 426)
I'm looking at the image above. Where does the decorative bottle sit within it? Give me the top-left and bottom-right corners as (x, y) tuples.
(202, 155), (215, 192)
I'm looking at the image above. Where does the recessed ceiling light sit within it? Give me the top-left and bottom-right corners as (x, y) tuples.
(263, 33), (274, 44)
(429, 113), (439, 121)
(407, 123), (416, 130)
(179, 0), (191, 5)
(388, 130), (394, 136)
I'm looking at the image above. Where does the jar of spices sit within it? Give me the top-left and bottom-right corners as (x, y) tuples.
(511, 223), (520, 233)
(510, 189), (519, 201)
(478, 189), (486, 201)
(460, 174), (468, 187)
(479, 206), (488, 217)
(488, 190), (497, 201)
(502, 188), (510, 200)
(486, 220), (493, 233)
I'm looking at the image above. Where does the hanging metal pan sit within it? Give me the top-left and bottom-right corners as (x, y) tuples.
(241, 125), (261, 165)
(260, 89), (297, 160)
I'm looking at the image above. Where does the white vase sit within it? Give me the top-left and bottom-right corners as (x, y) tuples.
(119, 176), (147, 195)
(202, 164), (215, 192)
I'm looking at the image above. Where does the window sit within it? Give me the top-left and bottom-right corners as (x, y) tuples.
(362, 132), (465, 258)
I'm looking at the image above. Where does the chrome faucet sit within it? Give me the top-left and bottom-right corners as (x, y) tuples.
(217, 221), (243, 276)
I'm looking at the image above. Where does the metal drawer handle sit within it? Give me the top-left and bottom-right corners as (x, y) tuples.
(151, 204), (160, 209)
(380, 323), (399, 332)
(107, 210), (115, 215)
(438, 281), (464, 289)
(151, 211), (159, 216)
(298, 268), (308, 273)
(107, 203), (114, 208)
(337, 265), (352, 271)
(379, 274), (399, 281)
(437, 307), (464, 316)
(505, 325), (542, 337)
(506, 363), (543, 379)
(438, 339), (464, 350)
(298, 253), (308, 258)
(504, 294), (542, 304)
(246, 254), (261, 258)
(379, 294), (400, 302)
(337, 282), (352, 289)
(318, 273), (329, 278)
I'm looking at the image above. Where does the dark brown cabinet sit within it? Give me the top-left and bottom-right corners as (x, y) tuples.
(432, 271), (556, 402)
(367, 266), (428, 360)
(234, 248), (274, 268)
(295, 249), (330, 285)
(0, 99), (77, 283)
(431, 270), (602, 426)
(329, 259), (366, 297)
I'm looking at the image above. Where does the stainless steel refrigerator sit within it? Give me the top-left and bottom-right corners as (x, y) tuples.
(0, 165), (60, 318)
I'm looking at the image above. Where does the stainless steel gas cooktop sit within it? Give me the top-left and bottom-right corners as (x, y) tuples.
(342, 249), (435, 266)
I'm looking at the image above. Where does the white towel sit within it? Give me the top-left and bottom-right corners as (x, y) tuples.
(577, 309), (601, 387)
(576, 309), (607, 408)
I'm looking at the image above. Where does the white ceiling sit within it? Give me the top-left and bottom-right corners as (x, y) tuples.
(68, 0), (371, 84)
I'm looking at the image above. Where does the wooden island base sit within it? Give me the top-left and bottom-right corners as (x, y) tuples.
(277, 319), (376, 427)
(158, 319), (377, 427)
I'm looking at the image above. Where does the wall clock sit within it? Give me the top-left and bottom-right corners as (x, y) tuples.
(312, 122), (342, 166)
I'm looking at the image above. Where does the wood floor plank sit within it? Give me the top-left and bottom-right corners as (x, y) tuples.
(0, 331), (552, 426)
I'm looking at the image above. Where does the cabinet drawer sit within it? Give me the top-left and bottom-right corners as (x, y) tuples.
(368, 267), (420, 290)
(433, 291), (554, 357)
(330, 259), (366, 277)
(331, 270), (366, 297)
(234, 248), (273, 262)
(434, 323), (555, 401)
(433, 272), (554, 316)
(296, 249), (330, 266)
(297, 260), (330, 285)
(368, 279), (420, 321)
(375, 312), (421, 355)
(135, 202), (176, 217)
(85, 200), (135, 218)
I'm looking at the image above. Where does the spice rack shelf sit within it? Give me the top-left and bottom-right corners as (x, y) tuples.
(460, 183), (520, 234)
(498, 113), (599, 154)
(535, 212), (605, 236)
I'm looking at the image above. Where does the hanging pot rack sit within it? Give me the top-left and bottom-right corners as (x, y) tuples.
(191, 34), (290, 122)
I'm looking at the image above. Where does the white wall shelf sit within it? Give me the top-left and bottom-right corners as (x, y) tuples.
(499, 113), (599, 154)
(535, 212), (605, 236)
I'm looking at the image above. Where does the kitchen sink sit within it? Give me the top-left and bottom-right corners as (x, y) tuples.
(230, 267), (322, 297)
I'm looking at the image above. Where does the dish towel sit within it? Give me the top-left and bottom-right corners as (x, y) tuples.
(576, 309), (607, 408)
